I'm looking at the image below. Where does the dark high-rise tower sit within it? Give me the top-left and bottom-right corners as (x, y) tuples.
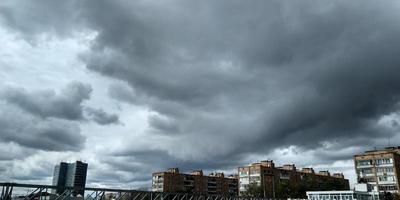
(52, 161), (88, 196)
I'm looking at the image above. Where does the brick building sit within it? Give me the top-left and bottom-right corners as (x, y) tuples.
(354, 146), (400, 193)
(152, 168), (238, 196)
(238, 160), (349, 198)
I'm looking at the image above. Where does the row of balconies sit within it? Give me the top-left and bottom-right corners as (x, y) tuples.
(152, 179), (164, 184)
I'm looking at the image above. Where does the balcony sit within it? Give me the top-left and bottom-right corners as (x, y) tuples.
(378, 180), (396, 184)
(153, 180), (164, 184)
(356, 165), (372, 168)
(250, 173), (260, 177)
(377, 172), (395, 176)
(280, 175), (290, 180)
(376, 163), (393, 167)
(359, 173), (374, 177)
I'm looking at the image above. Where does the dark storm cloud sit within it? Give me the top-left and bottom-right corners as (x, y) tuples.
(148, 114), (181, 134)
(85, 107), (120, 125)
(1, 82), (92, 120)
(0, 0), (81, 39)
(1, 82), (121, 125)
(0, 81), (120, 152)
(81, 0), (400, 152)
(101, 148), (245, 183)
(112, 148), (246, 172)
(0, 102), (85, 151)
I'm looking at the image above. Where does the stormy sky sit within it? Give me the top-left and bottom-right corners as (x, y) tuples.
(1, 0), (400, 189)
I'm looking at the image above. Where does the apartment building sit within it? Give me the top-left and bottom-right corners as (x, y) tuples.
(354, 146), (400, 193)
(152, 168), (238, 196)
(238, 160), (349, 198)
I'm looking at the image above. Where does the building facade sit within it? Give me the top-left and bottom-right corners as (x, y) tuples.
(52, 161), (88, 196)
(354, 147), (400, 194)
(152, 168), (238, 196)
(307, 190), (380, 200)
(238, 160), (349, 198)
(306, 183), (381, 200)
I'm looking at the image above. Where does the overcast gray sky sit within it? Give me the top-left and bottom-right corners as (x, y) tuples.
(1, 0), (400, 189)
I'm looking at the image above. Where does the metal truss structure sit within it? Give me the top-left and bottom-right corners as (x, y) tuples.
(0, 183), (278, 200)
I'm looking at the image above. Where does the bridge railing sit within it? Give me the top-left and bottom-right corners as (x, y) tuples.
(0, 182), (291, 200)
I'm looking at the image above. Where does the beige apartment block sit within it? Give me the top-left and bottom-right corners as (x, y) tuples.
(354, 146), (400, 193)
(238, 160), (349, 198)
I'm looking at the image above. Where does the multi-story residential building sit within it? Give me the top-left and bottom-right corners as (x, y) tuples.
(52, 161), (88, 196)
(354, 146), (400, 194)
(152, 168), (238, 196)
(238, 160), (349, 198)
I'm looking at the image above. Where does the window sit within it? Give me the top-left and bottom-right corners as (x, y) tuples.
(359, 168), (372, 174)
(357, 160), (371, 166)
(250, 169), (259, 175)
(239, 171), (248, 176)
(378, 176), (395, 181)
(376, 158), (392, 165)
(377, 167), (393, 173)
(379, 185), (397, 191)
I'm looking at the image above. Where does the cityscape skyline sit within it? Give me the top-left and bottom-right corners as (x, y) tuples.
(1, 0), (400, 192)
(2, 146), (398, 196)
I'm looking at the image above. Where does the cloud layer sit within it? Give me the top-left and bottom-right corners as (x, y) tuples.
(1, 0), (400, 188)
(2, 82), (92, 120)
(0, 82), (121, 152)
(83, 0), (400, 160)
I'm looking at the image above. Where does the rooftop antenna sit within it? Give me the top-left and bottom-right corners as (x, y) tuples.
(388, 136), (391, 147)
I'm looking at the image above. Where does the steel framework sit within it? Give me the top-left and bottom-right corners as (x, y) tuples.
(0, 183), (280, 200)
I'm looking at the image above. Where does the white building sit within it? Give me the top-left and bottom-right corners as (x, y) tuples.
(307, 184), (381, 200)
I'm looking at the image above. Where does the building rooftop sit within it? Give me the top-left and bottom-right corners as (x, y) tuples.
(241, 161), (345, 178)
(154, 168), (237, 179)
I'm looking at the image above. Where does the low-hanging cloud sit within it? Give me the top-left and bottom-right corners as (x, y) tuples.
(1, 82), (92, 120)
(0, 101), (85, 151)
(85, 107), (120, 125)
(0, 81), (122, 152)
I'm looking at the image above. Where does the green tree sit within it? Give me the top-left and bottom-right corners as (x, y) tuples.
(392, 193), (400, 200)
(275, 180), (291, 198)
(243, 182), (263, 197)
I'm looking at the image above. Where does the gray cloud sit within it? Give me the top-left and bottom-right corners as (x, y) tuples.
(86, 1), (400, 139)
(2, 0), (400, 186)
(0, 143), (34, 161)
(1, 82), (121, 126)
(148, 114), (181, 134)
(0, 101), (85, 151)
(81, 0), (400, 172)
(1, 82), (92, 120)
(85, 107), (120, 125)
(100, 148), (245, 186)
(0, 0), (82, 40)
